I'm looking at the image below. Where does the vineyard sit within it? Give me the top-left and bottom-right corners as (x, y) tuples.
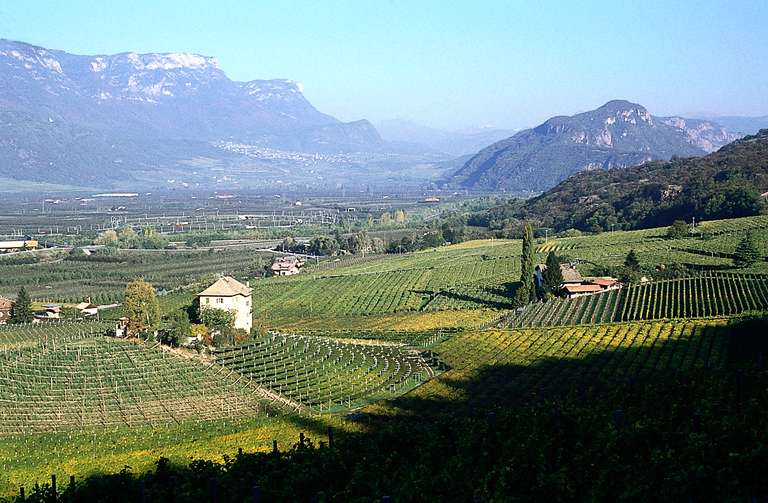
(0, 249), (267, 303)
(214, 333), (437, 411)
(0, 332), (282, 433)
(501, 272), (768, 328)
(0, 214), (767, 498)
(252, 242), (518, 326)
(0, 322), (110, 351)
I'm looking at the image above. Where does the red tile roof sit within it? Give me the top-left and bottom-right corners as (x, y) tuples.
(563, 284), (604, 294)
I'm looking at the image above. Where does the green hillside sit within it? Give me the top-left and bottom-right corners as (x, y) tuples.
(510, 129), (768, 231)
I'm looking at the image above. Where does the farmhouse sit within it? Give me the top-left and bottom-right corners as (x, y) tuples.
(559, 263), (584, 284)
(562, 275), (621, 298)
(271, 256), (305, 276)
(35, 304), (62, 321)
(198, 276), (252, 333)
(76, 301), (99, 318)
(0, 296), (13, 324)
(538, 262), (620, 298)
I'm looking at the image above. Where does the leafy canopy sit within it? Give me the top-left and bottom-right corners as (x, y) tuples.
(124, 280), (160, 336)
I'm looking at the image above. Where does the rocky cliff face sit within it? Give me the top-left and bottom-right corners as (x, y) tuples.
(451, 100), (740, 192)
(0, 39), (383, 157)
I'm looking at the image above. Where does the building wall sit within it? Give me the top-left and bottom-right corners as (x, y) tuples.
(199, 294), (252, 333)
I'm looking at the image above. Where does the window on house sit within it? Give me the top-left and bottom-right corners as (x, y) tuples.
(217, 297), (223, 304)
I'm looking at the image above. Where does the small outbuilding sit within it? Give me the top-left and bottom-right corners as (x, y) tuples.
(270, 256), (305, 276)
(0, 296), (13, 324)
(35, 304), (62, 321)
(76, 302), (99, 318)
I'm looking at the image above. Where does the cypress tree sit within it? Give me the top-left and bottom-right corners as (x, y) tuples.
(10, 286), (33, 324)
(624, 249), (640, 272)
(734, 232), (761, 268)
(543, 251), (564, 294)
(516, 223), (535, 305)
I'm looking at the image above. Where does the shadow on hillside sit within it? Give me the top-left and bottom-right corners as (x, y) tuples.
(414, 282), (519, 311)
(18, 318), (768, 502)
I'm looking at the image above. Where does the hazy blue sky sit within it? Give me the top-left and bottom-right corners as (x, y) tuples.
(1, 0), (766, 130)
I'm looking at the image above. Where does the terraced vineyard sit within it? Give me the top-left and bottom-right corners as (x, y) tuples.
(214, 333), (437, 411)
(619, 273), (768, 321)
(0, 335), (278, 433)
(414, 319), (731, 404)
(501, 273), (768, 328)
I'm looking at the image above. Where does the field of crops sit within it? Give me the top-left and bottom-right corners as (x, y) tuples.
(214, 333), (436, 411)
(0, 334), (281, 433)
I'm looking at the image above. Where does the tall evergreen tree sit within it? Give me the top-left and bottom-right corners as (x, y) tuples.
(516, 223), (535, 305)
(543, 251), (564, 294)
(734, 232), (761, 268)
(10, 286), (33, 324)
(624, 249), (640, 272)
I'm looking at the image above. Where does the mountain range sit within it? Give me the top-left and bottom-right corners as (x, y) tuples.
(1, 39), (764, 194)
(451, 100), (741, 192)
(0, 39), (398, 189)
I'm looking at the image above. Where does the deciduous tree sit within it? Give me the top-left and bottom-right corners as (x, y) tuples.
(667, 220), (690, 239)
(124, 280), (160, 336)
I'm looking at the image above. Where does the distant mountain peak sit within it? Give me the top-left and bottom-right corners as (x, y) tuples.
(451, 100), (740, 192)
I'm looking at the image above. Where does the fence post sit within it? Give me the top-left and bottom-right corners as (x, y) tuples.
(327, 426), (334, 448)
(51, 474), (57, 502)
(272, 440), (279, 454)
(252, 485), (261, 503)
(19, 486), (24, 502)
